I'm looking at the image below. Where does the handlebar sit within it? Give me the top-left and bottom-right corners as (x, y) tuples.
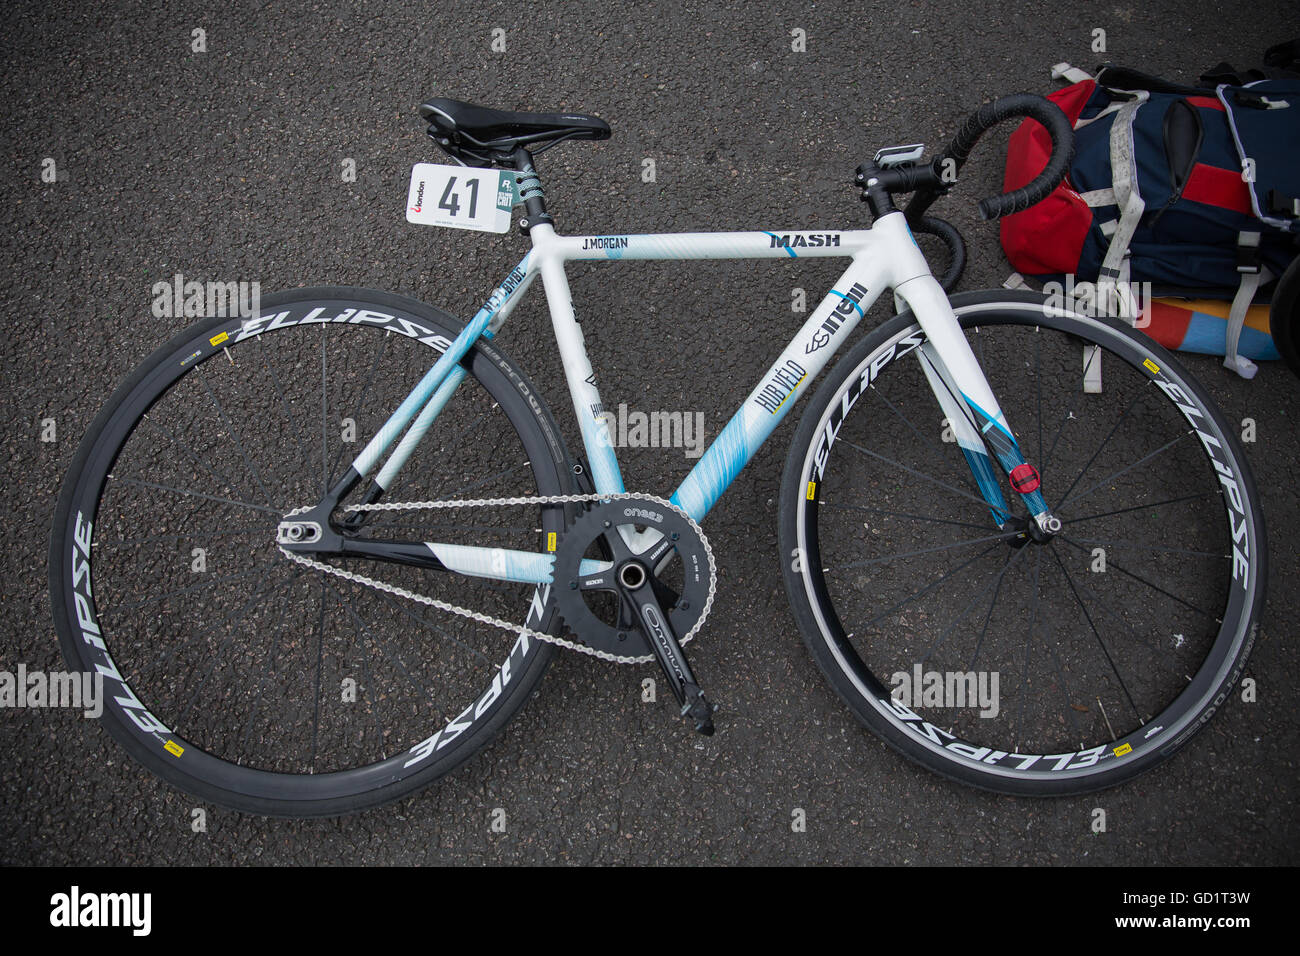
(860, 93), (1074, 224)
(944, 92), (1075, 220)
(853, 93), (1072, 293)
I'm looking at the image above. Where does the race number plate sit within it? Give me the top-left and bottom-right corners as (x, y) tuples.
(405, 163), (516, 233)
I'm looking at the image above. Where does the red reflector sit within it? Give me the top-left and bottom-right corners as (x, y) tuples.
(1010, 464), (1041, 494)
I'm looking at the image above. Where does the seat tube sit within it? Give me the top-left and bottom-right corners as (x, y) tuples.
(528, 222), (626, 495)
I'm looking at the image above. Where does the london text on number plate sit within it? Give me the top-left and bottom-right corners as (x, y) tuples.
(406, 163), (516, 233)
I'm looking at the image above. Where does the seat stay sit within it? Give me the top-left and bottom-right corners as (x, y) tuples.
(346, 253), (535, 483)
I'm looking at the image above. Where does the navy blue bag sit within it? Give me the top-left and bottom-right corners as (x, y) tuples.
(1002, 58), (1300, 376)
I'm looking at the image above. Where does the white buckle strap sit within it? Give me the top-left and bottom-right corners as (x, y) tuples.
(1224, 264), (1271, 380)
(1051, 62), (1095, 85)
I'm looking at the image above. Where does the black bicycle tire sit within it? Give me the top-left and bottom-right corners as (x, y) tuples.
(779, 289), (1266, 796)
(49, 287), (574, 817)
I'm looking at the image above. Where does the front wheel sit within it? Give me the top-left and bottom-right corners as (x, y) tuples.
(780, 290), (1266, 795)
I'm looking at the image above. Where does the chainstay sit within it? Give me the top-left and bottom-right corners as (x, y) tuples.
(277, 492), (717, 665)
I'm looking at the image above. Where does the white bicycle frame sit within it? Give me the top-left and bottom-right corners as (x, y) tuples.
(343, 211), (1052, 585)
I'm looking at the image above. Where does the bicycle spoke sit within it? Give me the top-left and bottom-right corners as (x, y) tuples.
(368, 587), (494, 667)
(310, 577), (326, 771)
(200, 370), (276, 509)
(1057, 534), (1217, 619)
(1049, 543), (1143, 724)
(916, 347), (982, 438)
(1040, 406), (1075, 478)
(1056, 431), (1193, 515)
(152, 570), (299, 674)
(352, 613), (386, 760)
(138, 415), (249, 504)
(328, 330), (390, 486)
(859, 541), (1004, 630)
(1053, 384), (1142, 507)
(1044, 548), (1164, 655)
(96, 526), (266, 548)
(108, 476), (282, 515)
(829, 530), (1020, 572)
(839, 438), (1010, 519)
(867, 382), (949, 461)
(919, 543), (1026, 665)
(820, 500), (993, 532)
(1029, 553), (1084, 744)
(963, 545), (1027, 670)
(106, 562), (278, 614)
(326, 582), (438, 704)
(237, 579), (297, 761)
(1063, 535), (1226, 559)
(1063, 490), (1220, 524)
(1013, 549), (1044, 749)
(172, 571), (302, 732)
(260, 337), (316, 485)
(1039, 339), (1102, 479)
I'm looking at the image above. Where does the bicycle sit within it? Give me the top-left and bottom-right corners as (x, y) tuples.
(49, 93), (1266, 816)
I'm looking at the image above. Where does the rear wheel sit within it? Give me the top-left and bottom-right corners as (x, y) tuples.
(780, 290), (1266, 795)
(50, 288), (572, 816)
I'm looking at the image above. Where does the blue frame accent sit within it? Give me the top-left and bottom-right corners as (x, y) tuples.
(961, 392), (1049, 516)
(349, 254), (531, 479)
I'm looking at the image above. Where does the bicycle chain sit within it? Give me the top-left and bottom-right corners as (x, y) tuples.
(276, 492), (717, 665)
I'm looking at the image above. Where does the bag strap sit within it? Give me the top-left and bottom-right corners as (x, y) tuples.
(1097, 97), (1147, 322)
(1095, 65), (1208, 95)
(1224, 232), (1271, 378)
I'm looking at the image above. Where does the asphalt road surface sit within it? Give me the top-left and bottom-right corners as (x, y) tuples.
(3, 0), (1297, 865)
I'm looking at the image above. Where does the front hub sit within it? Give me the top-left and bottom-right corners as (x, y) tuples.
(1005, 511), (1062, 547)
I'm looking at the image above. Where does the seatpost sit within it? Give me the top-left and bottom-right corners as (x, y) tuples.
(508, 146), (554, 233)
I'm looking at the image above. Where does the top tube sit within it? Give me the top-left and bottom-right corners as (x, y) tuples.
(539, 230), (875, 262)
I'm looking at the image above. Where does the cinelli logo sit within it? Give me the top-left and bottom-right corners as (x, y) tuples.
(806, 282), (868, 353)
(769, 233), (841, 248)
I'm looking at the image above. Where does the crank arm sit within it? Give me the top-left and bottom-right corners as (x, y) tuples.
(619, 570), (716, 735)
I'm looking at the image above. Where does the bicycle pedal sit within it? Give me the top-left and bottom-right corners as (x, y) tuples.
(681, 683), (718, 736)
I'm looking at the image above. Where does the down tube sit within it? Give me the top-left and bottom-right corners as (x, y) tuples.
(671, 254), (892, 521)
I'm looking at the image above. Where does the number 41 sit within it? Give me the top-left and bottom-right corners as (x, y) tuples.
(439, 177), (480, 218)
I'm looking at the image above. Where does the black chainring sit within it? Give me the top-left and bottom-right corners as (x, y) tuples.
(552, 497), (710, 658)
